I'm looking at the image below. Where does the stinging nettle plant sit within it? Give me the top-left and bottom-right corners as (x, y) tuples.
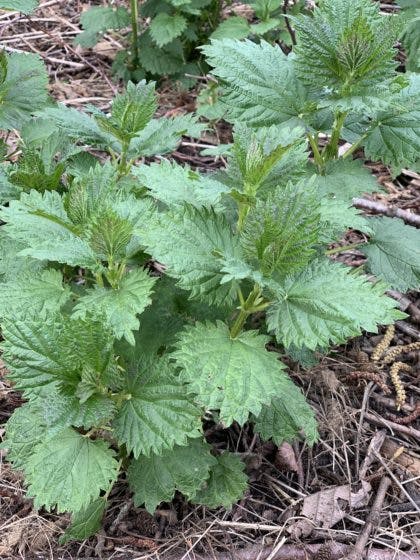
(0, 0), (419, 543)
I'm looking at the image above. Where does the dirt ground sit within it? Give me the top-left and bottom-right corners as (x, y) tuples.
(0, 1), (419, 559)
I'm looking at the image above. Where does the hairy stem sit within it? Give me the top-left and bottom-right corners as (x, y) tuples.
(342, 133), (368, 159)
(230, 285), (268, 338)
(307, 132), (324, 171)
(129, 0), (139, 68)
(325, 242), (364, 255)
(323, 111), (347, 160)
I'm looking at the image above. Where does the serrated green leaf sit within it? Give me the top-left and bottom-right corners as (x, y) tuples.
(210, 16), (250, 40)
(128, 114), (205, 157)
(128, 439), (217, 512)
(266, 259), (405, 350)
(241, 182), (320, 277)
(140, 206), (241, 305)
(0, 0), (38, 13)
(2, 314), (114, 392)
(138, 32), (184, 76)
(192, 452), (248, 509)
(174, 321), (288, 425)
(255, 387), (318, 446)
(150, 13), (187, 47)
(0, 166), (20, 203)
(133, 160), (229, 209)
(94, 81), (157, 142)
(60, 498), (107, 544)
(0, 269), (70, 319)
(113, 357), (201, 458)
(0, 190), (100, 269)
(361, 74), (420, 170)
(202, 39), (308, 127)
(87, 212), (134, 262)
(311, 158), (380, 202)
(73, 269), (156, 344)
(75, 6), (130, 48)
(0, 231), (45, 282)
(319, 198), (371, 243)
(0, 52), (48, 129)
(0, 402), (48, 470)
(293, 0), (399, 105)
(26, 429), (118, 513)
(361, 217), (420, 291)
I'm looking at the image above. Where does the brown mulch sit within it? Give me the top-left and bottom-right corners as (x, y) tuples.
(0, 1), (419, 559)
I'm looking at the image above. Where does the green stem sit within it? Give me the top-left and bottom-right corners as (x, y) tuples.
(323, 111), (347, 160)
(307, 132), (324, 171)
(342, 133), (368, 159)
(325, 242), (364, 255)
(118, 139), (130, 175)
(95, 272), (104, 287)
(129, 0), (139, 68)
(230, 307), (249, 339)
(230, 285), (268, 339)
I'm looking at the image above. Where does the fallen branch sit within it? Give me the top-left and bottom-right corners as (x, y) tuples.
(344, 477), (392, 560)
(364, 412), (420, 439)
(352, 197), (420, 228)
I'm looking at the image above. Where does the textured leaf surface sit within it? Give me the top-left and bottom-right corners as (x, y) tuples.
(210, 16), (250, 40)
(0, 403), (47, 469)
(113, 358), (201, 458)
(361, 74), (420, 170)
(73, 269), (156, 344)
(0, 269), (70, 319)
(241, 182), (320, 277)
(361, 217), (420, 291)
(255, 387), (318, 446)
(193, 453), (248, 509)
(266, 260), (405, 350)
(133, 160), (228, 209)
(202, 39), (306, 127)
(174, 321), (287, 425)
(319, 199), (371, 242)
(0, 190), (99, 269)
(0, 52), (48, 129)
(150, 13), (187, 47)
(128, 439), (216, 512)
(26, 429), (118, 512)
(138, 32), (184, 76)
(128, 114), (205, 157)
(141, 206), (241, 305)
(60, 498), (107, 544)
(311, 158), (380, 202)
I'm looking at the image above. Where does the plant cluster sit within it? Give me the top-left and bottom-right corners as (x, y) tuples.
(0, 0), (419, 545)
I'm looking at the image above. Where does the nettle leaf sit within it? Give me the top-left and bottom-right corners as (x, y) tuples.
(311, 158), (380, 203)
(138, 32), (184, 76)
(128, 439), (216, 512)
(87, 212), (134, 262)
(192, 452), (248, 509)
(0, 52), (48, 129)
(60, 498), (107, 544)
(254, 385), (318, 446)
(223, 123), (306, 193)
(0, 190), (99, 269)
(174, 321), (288, 425)
(241, 182), (320, 278)
(75, 6), (130, 48)
(141, 206), (241, 305)
(0, 402), (47, 470)
(0, 269), (71, 319)
(74, 269), (156, 345)
(319, 199), (371, 243)
(361, 217), (420, 291)
(0, 0), (38, 13)
(210, 16), (250, 41)
(202, 39), (308, 127)
(2, 314), (114, 392)
(41, 386), (116, 434)
(95, 81), (157, 142)
(0, 232), (45, 282)
(133, 160), (229, 209)
(128, 114), (205, 157)
(150, 13), (187, 47)
(293, 0), (399, 105)
(113, 358), (202, 458)
(0, 166), (20, 203)
(266, 259), (405, 350)
(26, 429), (119, 513)
(361, 74), (420, 170)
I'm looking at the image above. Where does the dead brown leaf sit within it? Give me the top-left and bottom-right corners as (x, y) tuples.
(275, 442), (299, 472)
